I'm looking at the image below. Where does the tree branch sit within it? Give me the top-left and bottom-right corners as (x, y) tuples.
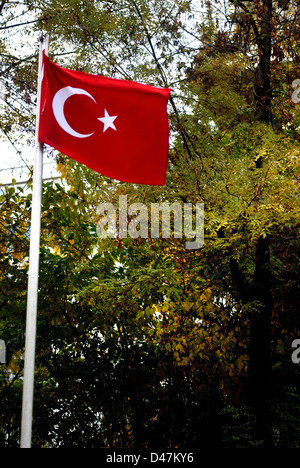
(0, 0), (6, 15)
(0, 18), (40, 30)
(129, 0), (203, 194)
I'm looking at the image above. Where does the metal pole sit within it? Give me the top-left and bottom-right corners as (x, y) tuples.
(20, 34), (49, 449)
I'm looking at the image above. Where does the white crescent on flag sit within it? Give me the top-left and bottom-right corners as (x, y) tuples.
(52, 86), (96, 138)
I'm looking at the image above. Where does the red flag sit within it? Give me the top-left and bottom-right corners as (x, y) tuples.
(39, 54), (171, 185)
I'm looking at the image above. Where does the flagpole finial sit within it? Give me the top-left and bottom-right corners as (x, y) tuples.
(39, 33), (49, 51)
(39, 33), (49, 55)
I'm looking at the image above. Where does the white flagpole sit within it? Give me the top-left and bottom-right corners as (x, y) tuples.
(20, 33), (49, 449)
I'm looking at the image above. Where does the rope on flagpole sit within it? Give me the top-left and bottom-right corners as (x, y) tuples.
(20, 33), (49, 449)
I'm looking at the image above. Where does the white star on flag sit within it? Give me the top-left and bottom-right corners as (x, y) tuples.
(98, 109), (118, 132)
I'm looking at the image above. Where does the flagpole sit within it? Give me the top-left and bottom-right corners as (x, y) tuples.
(20, 33), (49, 449)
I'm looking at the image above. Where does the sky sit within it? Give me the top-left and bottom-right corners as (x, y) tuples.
(0, 139), (59, 187)
(0, 3), (60, 188)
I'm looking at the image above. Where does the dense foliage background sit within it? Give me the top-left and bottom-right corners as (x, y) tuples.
(0, 0), (300, 448)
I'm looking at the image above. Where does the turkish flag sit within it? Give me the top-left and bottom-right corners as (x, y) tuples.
(38, 54), (171, 185)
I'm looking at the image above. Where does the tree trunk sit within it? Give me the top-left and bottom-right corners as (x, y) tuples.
(247, 236), (273, 446)
(230, 236), (273, 446)
(253, 0), (273, 121)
